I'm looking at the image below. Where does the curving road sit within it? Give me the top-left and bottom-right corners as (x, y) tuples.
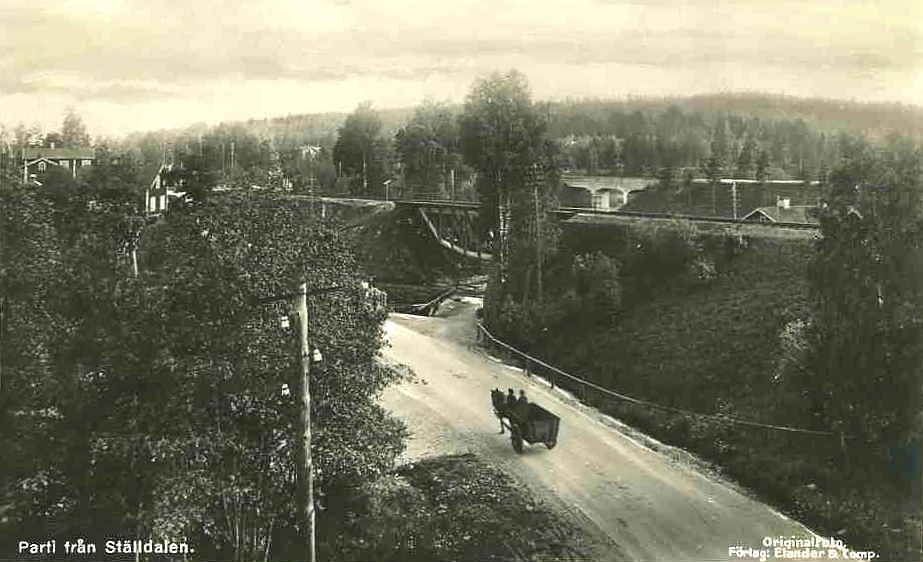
(379, 299), (837, 562)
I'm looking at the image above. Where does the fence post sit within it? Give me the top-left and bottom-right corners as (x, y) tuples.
(524, 357), (531, 377)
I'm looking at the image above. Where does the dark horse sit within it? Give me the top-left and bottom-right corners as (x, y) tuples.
(490, 388), (507, 433)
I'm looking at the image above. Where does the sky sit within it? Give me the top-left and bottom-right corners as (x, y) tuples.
(1, 0), (921, 139)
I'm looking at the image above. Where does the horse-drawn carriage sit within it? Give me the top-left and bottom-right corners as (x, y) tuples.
(491, 389), (560, 454)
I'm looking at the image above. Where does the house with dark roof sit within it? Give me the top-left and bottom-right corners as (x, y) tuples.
(741, 203), (819, 224)
(22, 146), (95, 185)
(141, 162), (168, 215)
(141, 162), (183, 215)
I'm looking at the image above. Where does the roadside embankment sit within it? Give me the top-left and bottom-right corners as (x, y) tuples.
(482, 224), (921, 562)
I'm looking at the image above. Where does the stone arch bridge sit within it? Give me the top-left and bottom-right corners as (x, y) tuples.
(560, 174), (657, 210)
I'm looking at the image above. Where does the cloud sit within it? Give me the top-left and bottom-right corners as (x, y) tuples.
(1, 0), (920, 136)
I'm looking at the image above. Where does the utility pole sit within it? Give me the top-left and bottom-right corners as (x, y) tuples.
(230, 141), (236, 184)
(362, 151), (368, 194)
(532, 167), (544, 302)
(732, 181), (738, 220)
(292, 283), (315, 562)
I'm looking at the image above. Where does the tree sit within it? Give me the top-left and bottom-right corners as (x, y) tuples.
(506, 144), (560, 305)
(570, 252), (622, 321)
(755, 149), (770, 183)
(1, 187), (407, 560)
(12, 123), (30, 149)
(807, 137), (923, 452)
(61, 108), (91, 148)
(0, 183), (69, 549)
(711, 117), (730, 166)
(736, 138), (757, 179)
(459, 70), (560, 343)
(334, 103), (384, 196)
(136, 194), (405, 558)
(599, 135), (620, 173)
(280, 146), (335, 192)
(165, 151), (220, 204)
(43, 132), (64, 148)
(458, 70), (548, 276)
(586, 139), (600, 174)
(394, 101), (460, 197)
(1, 157), (155, 547)
(703, 140), (725, 183)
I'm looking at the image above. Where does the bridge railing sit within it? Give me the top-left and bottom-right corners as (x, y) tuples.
(410, 191), (479, 202)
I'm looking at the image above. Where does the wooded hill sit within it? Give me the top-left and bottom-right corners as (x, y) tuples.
(117, 92), (923, 193)
(128, 93), (923, 148)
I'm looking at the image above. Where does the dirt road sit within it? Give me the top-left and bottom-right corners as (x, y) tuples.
(379, 299), (829, 562)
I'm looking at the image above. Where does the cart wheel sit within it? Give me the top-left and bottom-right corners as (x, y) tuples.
(544, 440), (557, 450)
(511, 431), (524, 454)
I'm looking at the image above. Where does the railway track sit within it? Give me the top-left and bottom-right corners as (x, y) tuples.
(556, 207), (821, 230)
(301, 193), (822, 230)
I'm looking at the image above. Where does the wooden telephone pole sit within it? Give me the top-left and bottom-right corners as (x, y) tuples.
(531, 165), (544, 302)
(292, 283), (315, 562)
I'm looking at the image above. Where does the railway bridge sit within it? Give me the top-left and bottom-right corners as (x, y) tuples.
(305, 194), (820, 265)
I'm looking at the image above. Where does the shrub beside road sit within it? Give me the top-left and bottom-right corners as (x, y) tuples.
(319, 453), (595, 562)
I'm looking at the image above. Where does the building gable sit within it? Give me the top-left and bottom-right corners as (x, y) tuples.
(25, 157), (60, 170)
(742, 208), (777, 222)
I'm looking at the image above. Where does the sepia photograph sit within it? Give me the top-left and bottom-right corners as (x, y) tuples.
(1, 1), (921, 561)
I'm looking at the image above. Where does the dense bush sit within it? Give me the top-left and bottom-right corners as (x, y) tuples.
(1, 187), (407, 561)
(486, 219), (734, 354)
(570, 252), (622, 318)
(806, 138), (923, 447)
(319, 454), (592, 562)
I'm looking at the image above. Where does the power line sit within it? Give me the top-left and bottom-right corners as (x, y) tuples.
(477, 322), (850, 438)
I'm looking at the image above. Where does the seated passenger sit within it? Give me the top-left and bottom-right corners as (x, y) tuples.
(505, 388), (517, 414)
(516, 389), (530, 417)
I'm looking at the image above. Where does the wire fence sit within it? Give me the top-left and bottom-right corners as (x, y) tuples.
(476, 322), (853, 441)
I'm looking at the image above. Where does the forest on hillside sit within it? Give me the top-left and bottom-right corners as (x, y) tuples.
(5, 93), (921, 199)
(150, 94), (920, 192)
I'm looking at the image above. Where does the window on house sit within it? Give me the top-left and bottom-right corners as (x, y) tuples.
(38, 161), (46, 172)
(82, 159), (92, 166)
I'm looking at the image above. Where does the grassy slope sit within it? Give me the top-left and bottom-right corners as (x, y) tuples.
(623, 180), (823, 219)
(320, 454), (597, 562)
(535, 233), (921, 561)
(565, 236), (810, 413)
